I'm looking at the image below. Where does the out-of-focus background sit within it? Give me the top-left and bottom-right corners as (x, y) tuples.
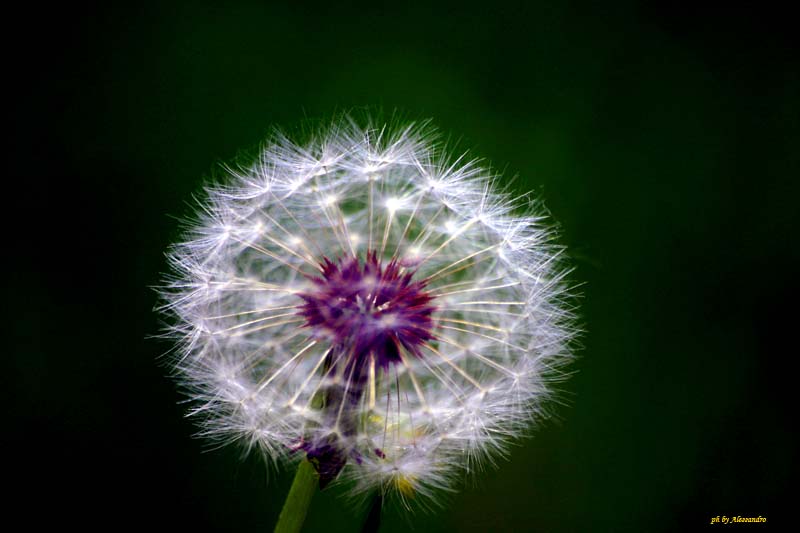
(10, 1), (796, 530)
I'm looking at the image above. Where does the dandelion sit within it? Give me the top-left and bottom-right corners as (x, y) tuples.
(159, 117), (575, 528)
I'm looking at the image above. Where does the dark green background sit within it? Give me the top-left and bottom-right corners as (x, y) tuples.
(11, 1), (796, 531)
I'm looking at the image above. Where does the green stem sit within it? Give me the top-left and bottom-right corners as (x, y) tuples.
(360, 491), (383, 533)
(274, 459), (318, 533)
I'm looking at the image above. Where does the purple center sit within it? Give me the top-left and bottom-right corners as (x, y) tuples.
(298, 251), (436, 368)
(295, 252), (436, 486)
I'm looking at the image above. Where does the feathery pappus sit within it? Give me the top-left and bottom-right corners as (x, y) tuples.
(159, 117), (576, 505)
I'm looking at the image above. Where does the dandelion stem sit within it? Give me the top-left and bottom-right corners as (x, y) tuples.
(360, 491), (384, 533)
(274, 459), (318, 533)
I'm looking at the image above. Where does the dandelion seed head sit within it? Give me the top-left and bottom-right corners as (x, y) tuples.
(160, 116), (576, 503)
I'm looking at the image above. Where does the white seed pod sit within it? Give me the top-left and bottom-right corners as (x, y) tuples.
(160, 117), (576, 504)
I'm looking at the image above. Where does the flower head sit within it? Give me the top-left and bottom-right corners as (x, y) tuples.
(160, 118), (575, 503)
